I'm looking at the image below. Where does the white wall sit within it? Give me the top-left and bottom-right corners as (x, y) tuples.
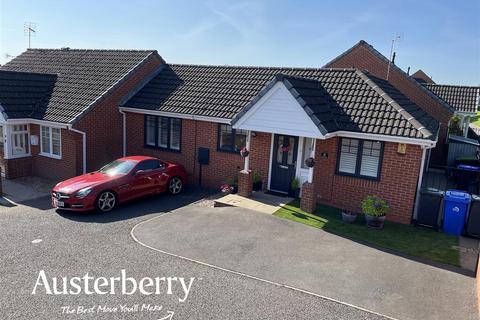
(234, 82), (324, 138)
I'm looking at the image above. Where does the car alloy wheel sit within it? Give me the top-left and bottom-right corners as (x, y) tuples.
(168, 177), (183, 195)
(97, 191), (116, 212)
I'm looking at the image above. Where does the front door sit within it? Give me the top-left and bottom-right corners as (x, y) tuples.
(270, 134), (298, 193)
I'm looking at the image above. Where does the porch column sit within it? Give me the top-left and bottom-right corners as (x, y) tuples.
(238, 131), (253, 197)
(301, 138), (316, 213)
(243, 130), (252, 171)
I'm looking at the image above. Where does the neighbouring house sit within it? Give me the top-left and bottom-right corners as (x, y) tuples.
(411, 69), (435, 84)
(410, 68), (479, 138)
(324, 40), (454, 166)
(422, 84), (479, 137)
(0, 48), (163, 180)
(120, 64), (438, 223)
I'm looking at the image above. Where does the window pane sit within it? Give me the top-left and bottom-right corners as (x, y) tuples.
(170, 119), (181, 150)
(145, 116), (156, 146)
(41, 126), (50, 154)
(219, 124), (233, 150)
(136, 159), (160, 172)
(12, 133), (28, 155)
(338, 139), (358, 174)
(52, 128), (61, 156)
(24, 133), (29, 153)
(234, 130), (246, 151)
(286, 137), (295, 165)
(301, 138), (314, 169)
(158, 118), (169, 148)
(360, 141), (381, 177)
(276, 136), (284, 163)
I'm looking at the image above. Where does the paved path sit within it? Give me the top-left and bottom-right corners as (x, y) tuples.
(0, 189), (389, 320)
(132, 206), (478, 320)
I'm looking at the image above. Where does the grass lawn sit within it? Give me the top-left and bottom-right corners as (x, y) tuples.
(273, 201), (460, 266)
(473, 111), (480, 127)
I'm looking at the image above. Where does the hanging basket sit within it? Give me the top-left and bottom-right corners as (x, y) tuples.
(305, 157), (315, 168)
(240, 147), (250, 158)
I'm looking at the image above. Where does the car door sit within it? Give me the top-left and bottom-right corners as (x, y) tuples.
(130, 160), (160, 198)
(150, 161), (168, 193)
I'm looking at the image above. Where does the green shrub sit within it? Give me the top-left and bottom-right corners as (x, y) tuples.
(448, 115), (463, 136)
(291, 177), (300, 190)
(252, 171), (262, 183)
(361, 195), (389, 217)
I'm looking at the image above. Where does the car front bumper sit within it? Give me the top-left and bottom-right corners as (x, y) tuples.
(51, 191), (95, 211)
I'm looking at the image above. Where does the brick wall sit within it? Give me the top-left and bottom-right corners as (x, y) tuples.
(4, 157), (32, 179)
(125, 112), (272, 189)
(30, 125), (81, 180)
(75, 55), (163, 172)
(326, 44), (451, 165)
(313, 137), (422, 223)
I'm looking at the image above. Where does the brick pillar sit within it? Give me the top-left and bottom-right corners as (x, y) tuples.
(300, 182), (316, 213)
(238, 170), (253, 197)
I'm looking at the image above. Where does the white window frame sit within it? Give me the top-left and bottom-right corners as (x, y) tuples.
(10, 124), (31, 158)
(40, 125), (62, 159)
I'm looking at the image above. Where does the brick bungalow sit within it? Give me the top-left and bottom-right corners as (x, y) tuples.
(120, 65), (439, 224)
(323, 40), (455, 166)
(0, 48), (163, 180)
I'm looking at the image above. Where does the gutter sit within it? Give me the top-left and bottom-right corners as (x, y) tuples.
(67, 125), (87, 174)
(119, 107), (231, 124)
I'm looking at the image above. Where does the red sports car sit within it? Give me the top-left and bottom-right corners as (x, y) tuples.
(51, 156), (187, 212)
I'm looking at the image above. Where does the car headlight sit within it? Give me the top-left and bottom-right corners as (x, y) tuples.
(75, 187), (93, 198)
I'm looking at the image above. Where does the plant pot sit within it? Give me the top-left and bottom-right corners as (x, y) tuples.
(231, 186), (238, 194)
(252, 181), (263, 191)
(341, 211), (357, 223)
(304, 157), (315, 168)
(365, 214), (386, 229)
(288, 188), (300, 198)
(240, 150), (250, 157)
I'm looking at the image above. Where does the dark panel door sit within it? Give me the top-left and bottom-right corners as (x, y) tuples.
(270, 134), (298, 193)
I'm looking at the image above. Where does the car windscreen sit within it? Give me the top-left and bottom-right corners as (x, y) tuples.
(98, 160), (136, 176)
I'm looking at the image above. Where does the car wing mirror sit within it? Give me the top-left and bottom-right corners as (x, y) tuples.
(135, 170), (146, 177)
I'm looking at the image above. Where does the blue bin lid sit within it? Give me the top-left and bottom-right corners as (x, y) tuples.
(445, 190), (471, 204)
(457, 164), (480, 172)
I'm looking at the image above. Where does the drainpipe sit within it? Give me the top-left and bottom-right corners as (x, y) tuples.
(119, 109), (126, 157)
(413, 146), (431, 220)
(68, 126), (87, 174)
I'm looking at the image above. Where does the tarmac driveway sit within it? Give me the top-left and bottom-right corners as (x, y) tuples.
(132, 206), (478, 320)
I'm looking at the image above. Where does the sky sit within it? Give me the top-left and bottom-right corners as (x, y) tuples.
(1, 0), (479, 85)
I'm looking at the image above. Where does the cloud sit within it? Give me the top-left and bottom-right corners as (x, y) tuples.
(176, 0), (266, 43)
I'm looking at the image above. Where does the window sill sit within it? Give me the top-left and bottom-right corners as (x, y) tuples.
(216, 148), (241, 155)
(335, 172), (380, 182)
(7, 153), (31, 159)
(143, 145), (181, 154)
(39, 152), (62, 160)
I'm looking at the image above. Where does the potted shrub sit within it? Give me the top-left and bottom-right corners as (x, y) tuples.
(289, 178), (300, 198)
(252, 171), (263, 191)
(361, 195), (389, 229)
(341, 209), (358, 223)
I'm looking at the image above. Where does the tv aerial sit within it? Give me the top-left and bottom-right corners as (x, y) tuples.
(24, 22), (37, 48)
